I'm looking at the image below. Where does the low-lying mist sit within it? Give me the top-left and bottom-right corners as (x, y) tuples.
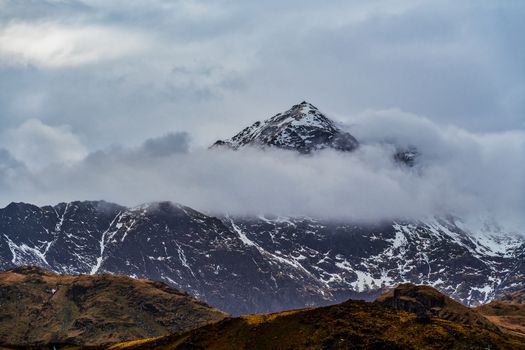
(1, 110), (524, 231)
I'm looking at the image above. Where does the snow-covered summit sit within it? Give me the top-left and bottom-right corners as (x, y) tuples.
(212, 101), (359, 153)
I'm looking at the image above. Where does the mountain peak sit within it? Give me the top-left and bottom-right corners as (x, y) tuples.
(292, 100), (318, 111)
(212, 102), (358, 153)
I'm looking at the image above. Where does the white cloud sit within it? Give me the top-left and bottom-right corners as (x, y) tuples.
(0, 119), (88, 169)
(0, 0), (523, 233)
(0, 112), (523, 232)
(0, 22), (148, 68)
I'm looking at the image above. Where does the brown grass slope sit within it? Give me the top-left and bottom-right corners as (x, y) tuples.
(0, 266), (226, 347)
(111, 299), (525, 350)
(476, 290), (525, 336)
(375, 283), (499, 331)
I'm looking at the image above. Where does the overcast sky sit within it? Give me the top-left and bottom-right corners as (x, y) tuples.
(1, 1), (524, 150)
(0, 1), (524, 227)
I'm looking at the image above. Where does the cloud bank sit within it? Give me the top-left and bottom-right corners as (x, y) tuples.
(0, 1), (523, 231)
(0, 111), (523, 232)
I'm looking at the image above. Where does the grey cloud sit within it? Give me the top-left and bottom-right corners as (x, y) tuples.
(0, 119), (88, 170)
(0, 1), (523, 231)
(245, 1), (525, 133)
(0, 111), (522, 232)
(140, 132), (191, 156)
(0, 148), (32, 196)
(0, 148), (23, 170)
(82, 132), (190, 166)
(0, 0), (92, 22)
(1, 0), (524, 152)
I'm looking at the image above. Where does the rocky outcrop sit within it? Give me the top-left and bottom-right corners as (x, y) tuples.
(376, 284), (499, 331)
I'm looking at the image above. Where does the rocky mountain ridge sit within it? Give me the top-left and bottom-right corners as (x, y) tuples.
(0, 200), (523, 315)
(212, 101), (359, 153)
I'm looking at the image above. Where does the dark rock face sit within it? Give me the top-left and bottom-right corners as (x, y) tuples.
(97, 202), (333, 315)
(394, 146), (419, 166)
(0, 201), (523, 315)
(212, 101), (359, 153)
(0, 201), (124, 274)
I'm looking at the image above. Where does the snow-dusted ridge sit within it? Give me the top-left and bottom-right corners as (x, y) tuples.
(0, 200), (524, 315)
(212, 101), (359, 153)
(0, 102), (522, 314)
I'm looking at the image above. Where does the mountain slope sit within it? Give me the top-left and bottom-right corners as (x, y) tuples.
(224, 216), (525, 307)
(0, 201), (124, 274)
(376, 284), (498, 331)
(212, 101), (358, 153)
(0, 201), (523, 316)
(0, 266), (226, 346)
(476, 290), (525, 336)
(111, 289), (525, 350)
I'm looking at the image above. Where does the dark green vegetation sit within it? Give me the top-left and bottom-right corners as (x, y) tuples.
(0, 266), (226, 347)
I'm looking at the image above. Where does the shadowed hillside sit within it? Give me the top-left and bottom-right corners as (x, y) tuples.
(0, 266), (226, 347)
(110, 286), (525, 350)
(375, 283), (498, 331)
(2, 270), (524, 350)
